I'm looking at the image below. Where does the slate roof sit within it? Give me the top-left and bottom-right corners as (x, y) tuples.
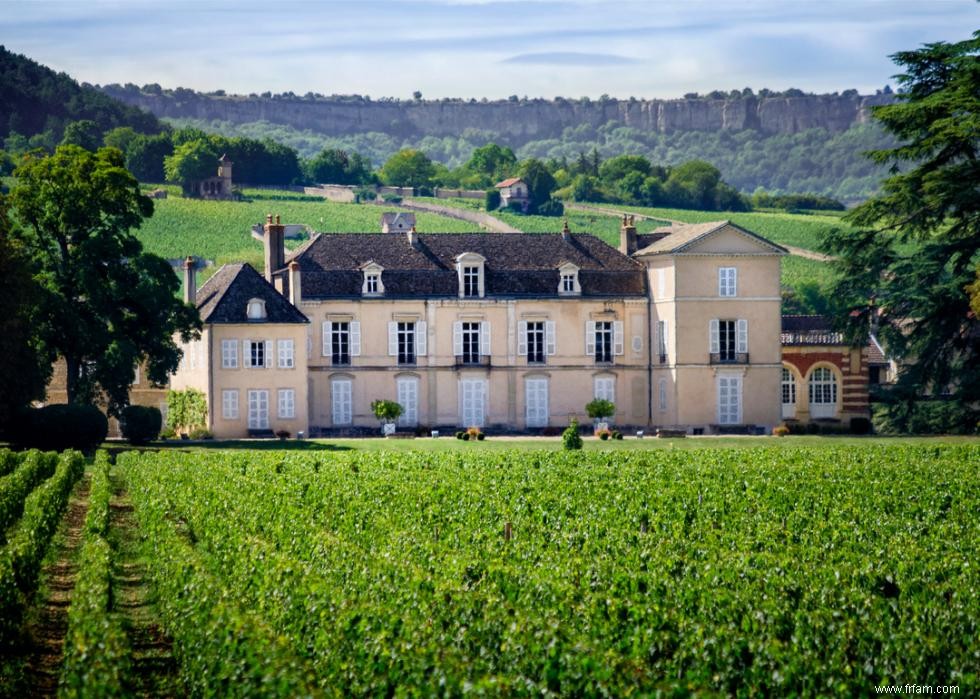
(781, 315), (844, 346)
(195, 263), (308, 324)
(286, 232), (646, 299)
(380, 212), (416, 229)
(634, 221), (788, 256)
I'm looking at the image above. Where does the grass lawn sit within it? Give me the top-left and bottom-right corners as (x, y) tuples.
(102, 433), (980, 455)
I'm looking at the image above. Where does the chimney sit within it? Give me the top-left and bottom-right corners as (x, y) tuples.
(619, 214), (637, 256)
(407, 225), (419, 249)
(262, 213), (286, 282)
(288, 260), (302, 307)
(183, 256), (196, 305)
(561, 218), (571, 241)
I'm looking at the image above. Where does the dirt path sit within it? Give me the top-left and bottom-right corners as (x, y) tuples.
(109, 474), (180, 697)
(18, 473), (91, 697)
(398, 198), (523, 233)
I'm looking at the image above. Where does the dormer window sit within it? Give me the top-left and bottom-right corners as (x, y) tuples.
(360, 262), (385, 296)
(557, 262), (581, 295)
(246, 298), (266, 320)
(455, 252), (486, 298)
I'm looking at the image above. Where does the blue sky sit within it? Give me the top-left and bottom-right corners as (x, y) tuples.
(1, 0), (976, 98)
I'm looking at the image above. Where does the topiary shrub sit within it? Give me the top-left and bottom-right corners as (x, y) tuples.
(485, 188), (501, 211)
(13, 404), (108, 452)
(611, 430), (623, 440)
(563, 419), (583, 450)
(476, 433), (486, 441)
(119, 405), (162, 445)
(455, 431), (465, 440)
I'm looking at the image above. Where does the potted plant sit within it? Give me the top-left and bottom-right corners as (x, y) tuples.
(585, 398), (616, 432)
(371, 399), (403, 436)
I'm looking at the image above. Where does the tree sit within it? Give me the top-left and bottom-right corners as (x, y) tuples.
(125, 132), (173, 183)
(9, 145), (201, 414)
(164, 139), (219, 194)
(0, 194), (50, 433)
(464, 143), (516, 186)
(585, 398), (615, 422)
(103, 126), (139, 154)
(61, 120), (103, 152)
(822, 32), (980, 428)
(380, 149), (435, 188)
(517, 158), (556, 213)
(371, 399), (403, 425)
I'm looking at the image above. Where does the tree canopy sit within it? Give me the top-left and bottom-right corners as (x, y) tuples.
(9, 145), (201, 414)
(823, 31), (980, 431)
(380, 149), (435, 188)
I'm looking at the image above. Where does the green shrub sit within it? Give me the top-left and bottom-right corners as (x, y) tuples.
(849, 417), (872, 435)
(534, 198), (565, 217)
(166, 389), (208, 435)
(12, 405), (108, 452)
(455, 431), (465, 440)
(476, 433), (486, 441)
(120, 405), (162, 445)
(160, 427), (177, 440)
(562, 419), (583, 450)
(611, 430), (623, 440)
(873, 400), (976, 435)
(189, 428), (213, 440)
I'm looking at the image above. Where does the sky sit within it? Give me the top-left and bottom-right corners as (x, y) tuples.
(0, 0), (977, 99)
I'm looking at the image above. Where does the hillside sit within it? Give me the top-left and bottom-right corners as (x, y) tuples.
(108, 83), (896, 200)
(0, 46), (163, 141)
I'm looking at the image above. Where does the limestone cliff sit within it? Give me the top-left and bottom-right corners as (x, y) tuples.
(100, 87), (894, 143)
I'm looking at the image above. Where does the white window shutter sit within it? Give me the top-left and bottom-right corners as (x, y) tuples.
(585, 321), (596, 356)
(718, 268), (726, 296)
(545, 320), (556, 356)
(242, 340), (250, 368)
(453, 321), (463, 356)
(416, 321), (427, 356)
(322, 321), (331, 357)
(709, 319), (720, 354)
(731, 268), (738, 297)
(737, 318), (748, 353)
(480, 321), (491, 356)
(264, 340), (272, 368)
(388, 322), (398, 356)
(613, 321), (625, 356)
(517, 321), (528, 356)
(350, 321), (361, 356)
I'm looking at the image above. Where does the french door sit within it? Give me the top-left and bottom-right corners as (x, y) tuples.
(717, 375), (742, 425)
(460, 379), (487, 428)
(247, 389), (269, 429)
(525, 378), (549, 427)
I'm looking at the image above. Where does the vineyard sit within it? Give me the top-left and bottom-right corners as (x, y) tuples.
(133, 190), (480, 269)
(1, 444), (976, 696)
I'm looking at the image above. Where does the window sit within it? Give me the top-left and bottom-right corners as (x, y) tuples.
(454, 321), (489, 364)
(388, 321), (427, 363)
(222, 390), (239, 420)
(659, 379), (668, 412)
(397, 322), (416, 364)
(809, 367), (838, 418)
(719, 267), (737, 297)
(525, 378), (549, 427)
(397, 377), (418, 427)
(221, 339), (239, 369)
(366, 274), (379, 294)
(518, 320), (555, 362)
(246, 340), (269, 369)
(709, 319), (748, 362)
(278, 388), (295, 419)
(322, 321), (360, 362)
(526, 321), (545, 363)
(558, 264), (580, 295)
(277, 339), (294, 369)
(657, 268), (665, 298)
(657, 320), (668, 362)
(586, 320), (623, 362)
(361, 263), (385, 296)
(247, 389), (269, 429)
(331, 379), (352, 425)
(594, 376), (615, 404)
(717, 375), (742, 425)
(132, 365), (140, 386)
(782, 367), (796, 404)
(782, 367), (797, 419)
(460, 378), (487, 427)
(246, 298), (266, 320)
(463, 266), (480, 297)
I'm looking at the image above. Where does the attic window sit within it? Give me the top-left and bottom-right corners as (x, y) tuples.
(246, 298), (267, 320)
(361, 262), (385, 296)
(455, 252), (486, 299)
(558, 263), (581, 295)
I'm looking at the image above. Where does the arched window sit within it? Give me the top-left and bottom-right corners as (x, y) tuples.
(808, 366), (838, 418)
(781, 367), (797, 419)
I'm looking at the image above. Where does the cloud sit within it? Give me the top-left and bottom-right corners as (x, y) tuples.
(501, 51), (639, 66)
